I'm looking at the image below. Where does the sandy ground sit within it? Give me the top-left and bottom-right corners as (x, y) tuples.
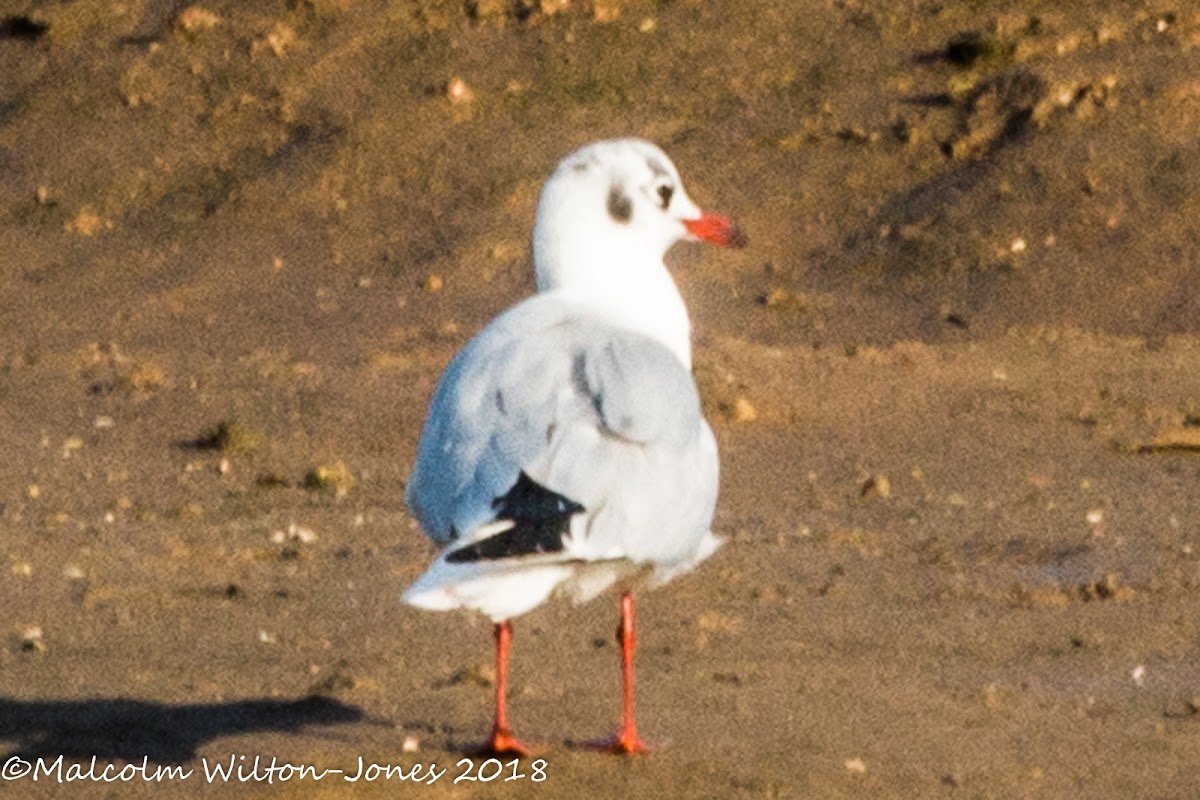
(3, 0), (1200, 797)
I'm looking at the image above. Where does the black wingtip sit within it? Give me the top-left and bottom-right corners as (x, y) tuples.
(447, 473), (584, 563)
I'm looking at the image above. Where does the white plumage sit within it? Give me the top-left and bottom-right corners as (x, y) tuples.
(400, 138), (745, 755)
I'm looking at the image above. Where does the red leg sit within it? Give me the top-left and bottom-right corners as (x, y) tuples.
(476, 621), (534, 757)
(588, 592), (652, 754)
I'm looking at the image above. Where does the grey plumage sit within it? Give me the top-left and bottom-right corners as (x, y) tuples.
(405, 293), (718, 572)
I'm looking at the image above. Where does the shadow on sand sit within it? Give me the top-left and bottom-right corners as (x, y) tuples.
(0, 695), (364, 764)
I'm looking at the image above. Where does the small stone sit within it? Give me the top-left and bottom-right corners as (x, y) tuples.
(401, 735), (420, 753)
(174, 6), (221, 34)
(592, 1), (621, 22)
(730, 396), (757, 423)
(422, 274), (444, 293)
(271, 523), (319, 544)
(861, 474), (891, 499)
(255, 22), (297, 58)
(65, 208), (104, 237)
(844, 757), (867, 774)
(21, 626), (45, 652)
(759, 287), (809, 309)
(303, 461), (355, 495)
(194, 418), (259, 453)
(1079, 572), (1130, 602)
(1131, 664), (1146, 687)
(446, 77), (474, 105)
(27, 484), (40, 500)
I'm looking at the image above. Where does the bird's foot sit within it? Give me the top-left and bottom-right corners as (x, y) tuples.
(473, 726), (536, 758)
(583, 727), (655, 755)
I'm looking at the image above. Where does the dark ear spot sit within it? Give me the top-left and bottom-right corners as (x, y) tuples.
(656, 183), (674, 209)
(607, 186), (632, 224)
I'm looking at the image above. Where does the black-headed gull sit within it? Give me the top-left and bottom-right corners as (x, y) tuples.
(403, 138), (745, 755)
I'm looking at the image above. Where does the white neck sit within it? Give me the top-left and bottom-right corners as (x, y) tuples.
(534, 235), (692, 368)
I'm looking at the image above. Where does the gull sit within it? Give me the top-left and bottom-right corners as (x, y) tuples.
(403, 138), (745, 755)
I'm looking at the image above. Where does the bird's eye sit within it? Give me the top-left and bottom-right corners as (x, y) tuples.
(655, 182), (674, 209)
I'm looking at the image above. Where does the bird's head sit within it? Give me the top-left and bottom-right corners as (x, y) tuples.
(533, 138), (746, 291)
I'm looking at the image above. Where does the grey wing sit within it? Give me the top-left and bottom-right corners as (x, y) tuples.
(405, 300), (719, 567)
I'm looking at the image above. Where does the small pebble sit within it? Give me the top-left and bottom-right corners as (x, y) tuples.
(592, 2), (621, 22)
(256, 22), (297, 59)
(446, 78), (474, 105)
(21, 626), (45, 652)
(1131, 664), (1146, 687)
(174, 6), (222, 33)
(861, 474), (891, 499)
(272, 523), (318, 544)
(730, 396), (757, 423)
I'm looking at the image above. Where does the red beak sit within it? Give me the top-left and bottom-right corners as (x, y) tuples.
(684, 211), (748, 249)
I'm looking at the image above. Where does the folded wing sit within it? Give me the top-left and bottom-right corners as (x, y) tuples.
(405, 293), (718, 570)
